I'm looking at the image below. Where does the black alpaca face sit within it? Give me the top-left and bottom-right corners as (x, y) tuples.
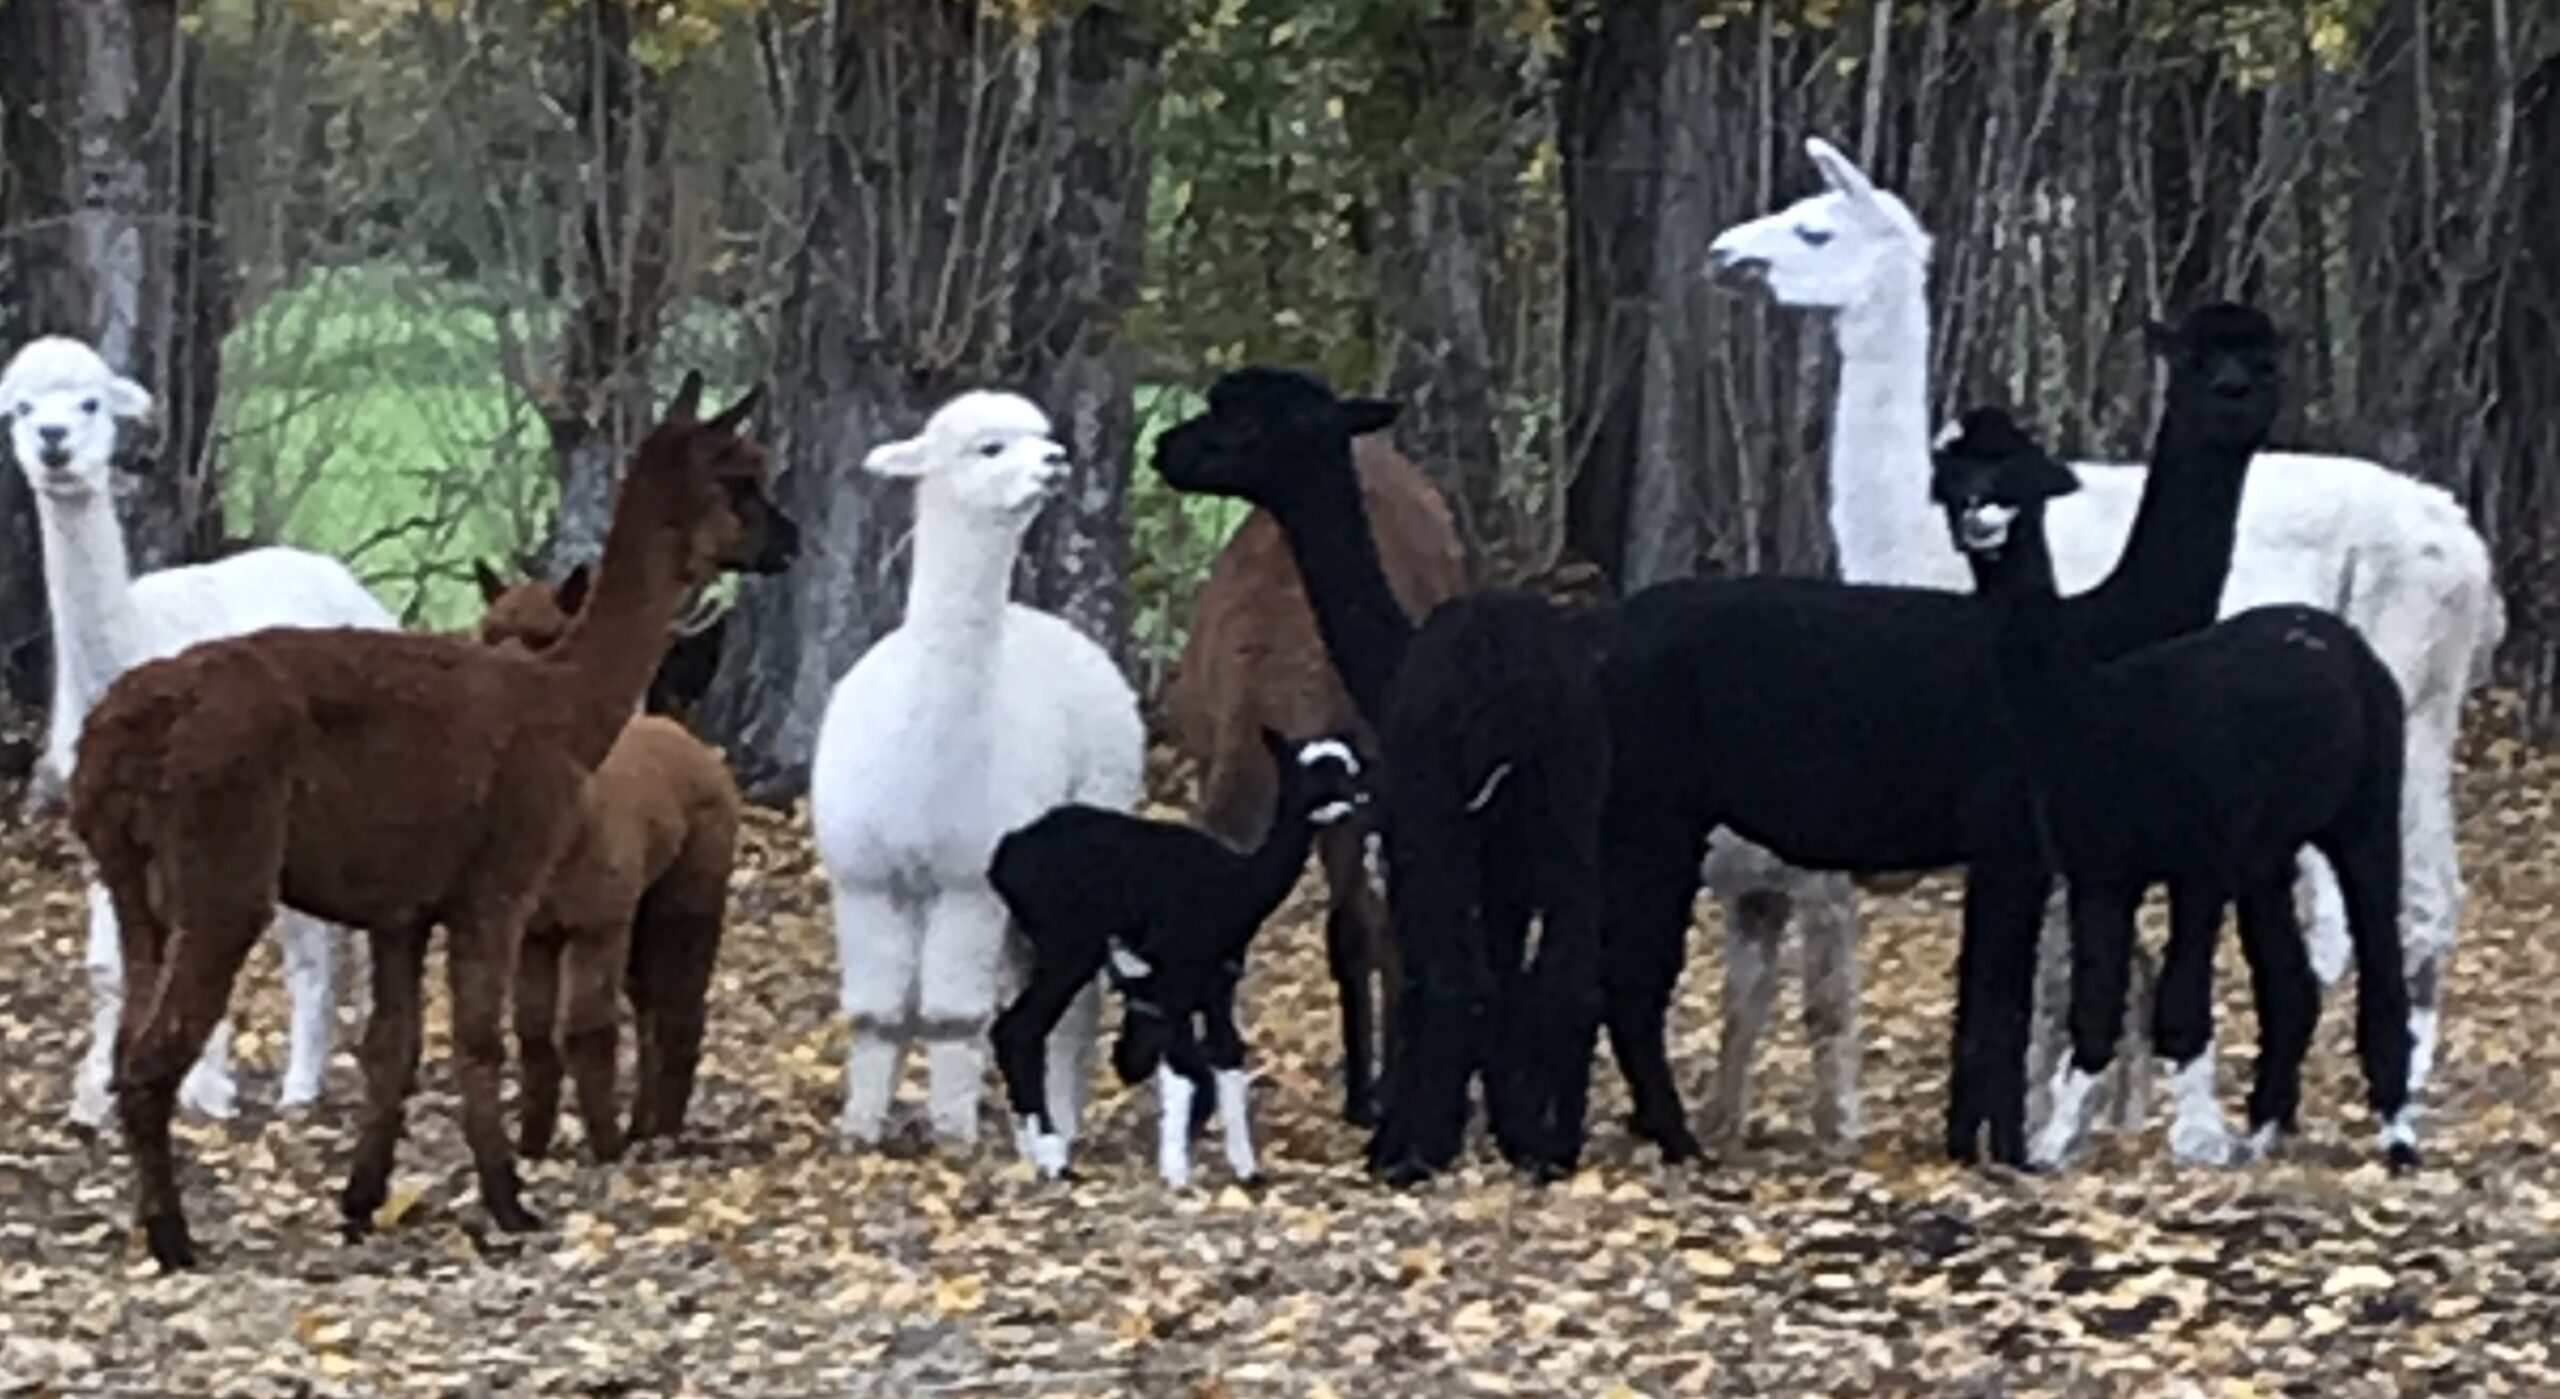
(1151, 367), (1400, 506)
(1931, 408), (2080, 558)
(1266, 728), (1371, 826)
(2145, 302), (2285, 446)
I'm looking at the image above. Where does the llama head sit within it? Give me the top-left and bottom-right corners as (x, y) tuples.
(1930, 408), (2080, 558)
(2148, 301), (2284, 450)
(1706, 137), (1933, 309)
(474, 561), (593, 654)
(0, 337), (153, 501)
(1152, 367), (1400, 511)
(625, 371), (799, 585)
(1270, 728), (1371, 828)
(863, 389), (1068, 526)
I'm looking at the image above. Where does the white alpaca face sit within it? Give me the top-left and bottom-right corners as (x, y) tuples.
(0, 338), (151, 500)
(1953, 501), (2018, 555)
(863, 390), (1068, 521)
(1705, 138), (1931, 310)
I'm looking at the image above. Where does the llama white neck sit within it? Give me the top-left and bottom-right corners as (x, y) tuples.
(37, 489), (149, 728)
(903, 490), (1026, 639)
(1826, 258), (1954, 589)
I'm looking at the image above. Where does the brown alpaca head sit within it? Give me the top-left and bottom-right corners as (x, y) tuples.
(624, 372), (800, 586)
(474, 560), (589, 654)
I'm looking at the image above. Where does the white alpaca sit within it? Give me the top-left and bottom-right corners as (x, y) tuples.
(812, 390), (1142, 1153)
(1699, 139), (2503, 1161)
(1, 336), (397, 1126)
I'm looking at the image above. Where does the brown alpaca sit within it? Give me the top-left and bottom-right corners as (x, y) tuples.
(475, 565), (742, 1162)
(70, 373), (796, 1270)
(1164, 433), (1464, 1125)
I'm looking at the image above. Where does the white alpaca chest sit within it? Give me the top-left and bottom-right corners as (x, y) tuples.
(813, 603), (1139, 888)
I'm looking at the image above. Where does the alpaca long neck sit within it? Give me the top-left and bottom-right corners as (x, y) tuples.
(1267, 476), (1415, 726)
(903, 491), (1023, 636)
(1970, 523), (2115, 859)
(549, 482), (692, 770)
(37, 491), (149, 723)
(2077, 411), (2257, 658)
(1238, 803), (1322, 935)
(1828, 257), (1951, 588)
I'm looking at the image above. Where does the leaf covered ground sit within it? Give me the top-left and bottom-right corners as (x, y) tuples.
(2, 705), (2557, 1396)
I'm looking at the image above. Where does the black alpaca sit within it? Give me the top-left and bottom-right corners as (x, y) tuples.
(1931, 409), (2418, 1170)
(1153, 371), (1609, 1184)
(989, 728), (1368, 1185)
(1582, 303), (2288, 1167)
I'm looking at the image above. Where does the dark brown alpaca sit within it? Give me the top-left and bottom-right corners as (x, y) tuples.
(1164, 434), (1465, 1125)
(475, 565), (742, 1162)
(71, 374), (796, 1270)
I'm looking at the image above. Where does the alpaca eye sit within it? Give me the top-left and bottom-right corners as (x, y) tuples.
(979, 441), (1006, 458)
(1797, 226), (1834, 247)
(80, 398), (99, 415)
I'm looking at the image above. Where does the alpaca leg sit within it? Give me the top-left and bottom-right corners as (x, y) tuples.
(1043, 972), (1103, 1147)
(2233, 874), (2318, 1161)
(1952, 860), (2050, 1166)
(1798, 876), (1864, 1150)
(120, 922), (262, 1271)
(2397, 756), (2462, 1094)
(2105, 944), (2159, 1134)
(1477, 864), (1541, 1169)
(1702, 890), (1784, 1153)
(834, 881), (919, 1147)
(2029, 880), (2138, 1170)
(1527, 802), (1606, 1177)
(558, 925), (630, 1163)
(342, 929), (429, 1239)
(1371, 812), (1479, 1183)
(2297, 848), (2352, 989)
(1318, 820), (1383, 1126)
(918, 884), (1010, 1148)
(444, 910), (542, 1234)
(1155, 1059), (1199, 1188)
(630, 905), (720, 1145)
(2022, 887), (2070, 1143)
(512, 935), (566, 1160)
(275, 909), (337, 1109)
(73, 882), (123, 1128)
(1201, 972), (1258, 1181)
(2326, 824), (2418, 1170)
(2153, 883), (2236, 1166)
(990, 950), (1092, 1178)
(1603, 820), (1706, 1161)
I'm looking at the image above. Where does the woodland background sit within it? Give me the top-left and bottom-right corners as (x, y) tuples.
(2, 0), (2555, 800)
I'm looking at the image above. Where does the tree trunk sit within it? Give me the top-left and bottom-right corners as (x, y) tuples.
(1559, 0), (1670, 592)
(541, 0), (674, 576)
(1010, 4), (1160, 666)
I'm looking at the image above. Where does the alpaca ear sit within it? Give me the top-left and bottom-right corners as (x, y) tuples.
(102, 372), (153, 420)
(666, 370), (707, 423)
(1806, 136), (1881, 209)
(472, 558), (509, 604)
(707, 383), (764, 435)
(555, 563), (594, 615)
(1335, 398), (1401, 437)
(863, 435), (930, 478)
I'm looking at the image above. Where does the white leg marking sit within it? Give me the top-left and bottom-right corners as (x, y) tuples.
(1157, 1064), (1196, 1187)
(1215, 1067), (1257, 1181)
(276, 911), (337, 1109)
(2408, 1009), (2440, 1094)
(2166, 1051), (2236, 1166)
(2236, 1120), (2281, 1163)
(1014, 1114), (1070, 1178)
(2029, 1064), (2100, 1170)
(2379, 1106), (2420, 1158)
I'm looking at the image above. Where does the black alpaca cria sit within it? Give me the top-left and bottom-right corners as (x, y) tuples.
(1153, 370), (1609, 1185)
(1581, 303), (2288, 1167)
(989, 728), (1368, 1185)
(1932, 409), (2418, 1171)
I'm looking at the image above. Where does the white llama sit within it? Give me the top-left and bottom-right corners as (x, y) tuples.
(812, 390), (1143, 1153)
(1, 335), (397, 1125)
(1699, 139), (2503, 1162)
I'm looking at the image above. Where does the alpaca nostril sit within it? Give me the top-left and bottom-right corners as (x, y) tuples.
(37, 425), (67, 445)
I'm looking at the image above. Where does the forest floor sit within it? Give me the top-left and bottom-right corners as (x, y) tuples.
(2, 704), (2556, 1397)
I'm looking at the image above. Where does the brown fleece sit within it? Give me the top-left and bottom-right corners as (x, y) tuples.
(476, 570), (741, 1163)
(69, 374), (784, 1269)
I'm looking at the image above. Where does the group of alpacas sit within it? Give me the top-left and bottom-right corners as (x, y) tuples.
(5, 132), (2507, 1274)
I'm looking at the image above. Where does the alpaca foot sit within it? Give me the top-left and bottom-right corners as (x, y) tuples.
(143, 1213), (197, 1272)
(1341, 1089), (1378, 1129)
(2379, 1108), (2420, 1175)
(177, 1064), (239, 1121)
(1012, 1117), (1070, 1179)
(1215, 1068), (1258, 1182)
(2232, 1120), (2282, 1164)
(1628, 1110), (1702, 1164)
(484, 1194), (545, 1235)
(2027, 1064), (2101, 1170)
(2166, 1057), (2237, 1166)
(278, 1066), (326, 1112)
(69, 1065), (112, 1131)
(1155, 1064), (1195, 1187)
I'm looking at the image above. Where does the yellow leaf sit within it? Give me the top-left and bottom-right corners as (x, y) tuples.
(933, 1274), (985, 1315)
(373, 1182), (426, 1229)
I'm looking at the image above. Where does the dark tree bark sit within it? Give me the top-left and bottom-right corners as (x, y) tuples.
(704, 0), (1153, 801)
(2490, 51), (2560, 727)
(540, 0), (675, 576)
(1558, 0), (1670, 591)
